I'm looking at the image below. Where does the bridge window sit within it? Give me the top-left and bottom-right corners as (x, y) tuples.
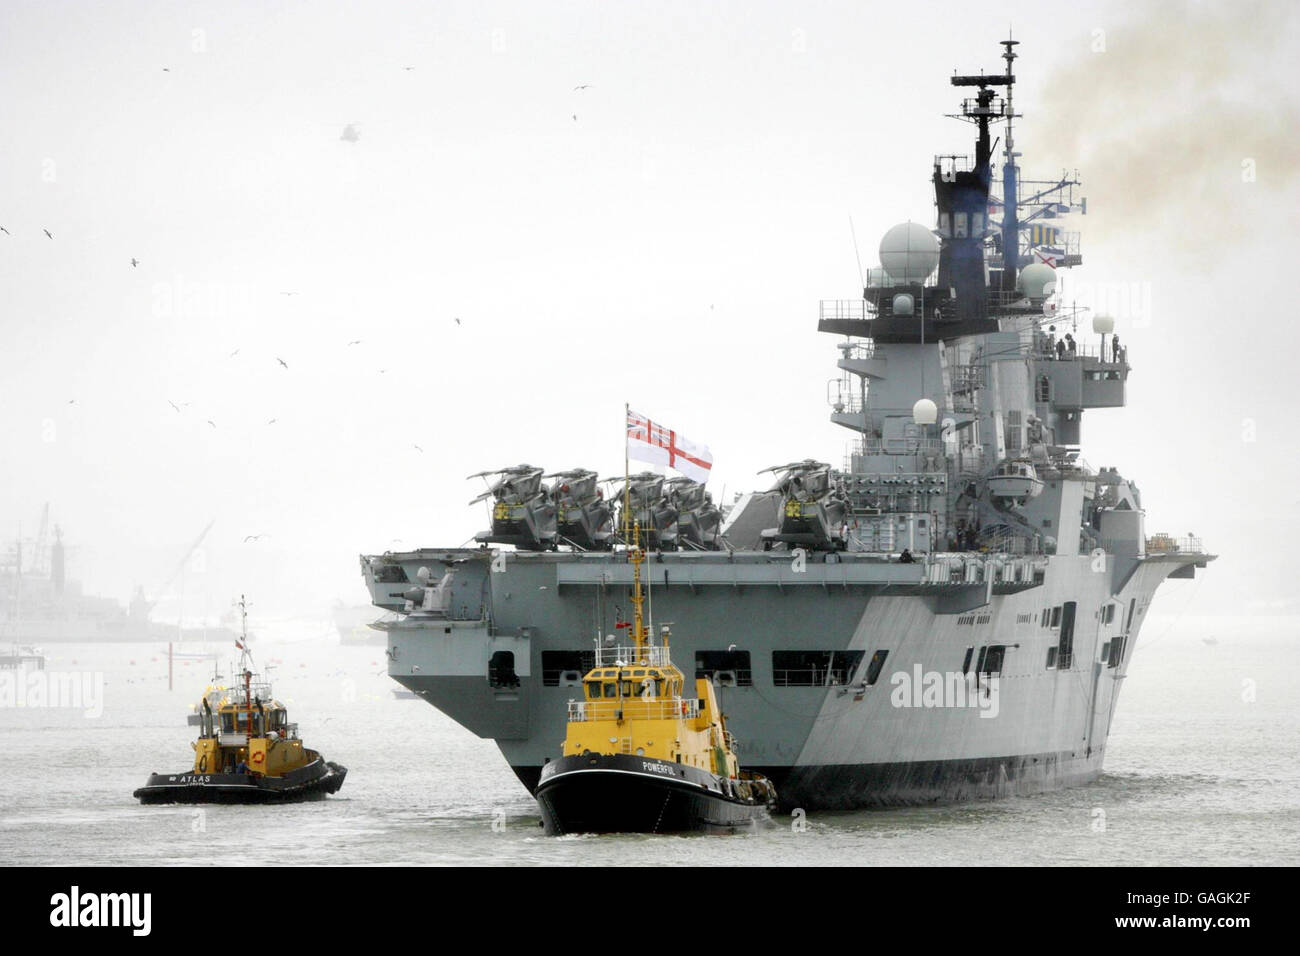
(488, 650), (520, 689)
(695, 650), (753, 687)
(1036, 375), (1051, 403)
(542, 651), (595, 686)
(772, 650), (864, 687)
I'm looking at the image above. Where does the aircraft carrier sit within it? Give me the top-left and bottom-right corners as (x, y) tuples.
(359, 40), (1212, 810)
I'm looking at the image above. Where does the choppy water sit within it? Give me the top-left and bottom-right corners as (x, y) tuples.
(2, 614), (1297, 866)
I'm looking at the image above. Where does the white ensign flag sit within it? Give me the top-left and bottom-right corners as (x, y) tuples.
(626, 409), (713, 483)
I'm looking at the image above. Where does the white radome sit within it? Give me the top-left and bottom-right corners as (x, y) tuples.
(1092, 314), (1115, 334)
(1017, 262), (1057, 299)
(880, 222), (940, 284)
(865, 267), (893, 287)
(912, 398), (938, 425)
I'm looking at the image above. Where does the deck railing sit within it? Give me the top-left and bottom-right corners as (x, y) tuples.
(567, 697), (700, 723)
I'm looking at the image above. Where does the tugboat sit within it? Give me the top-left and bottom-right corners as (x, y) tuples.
(134, 597), (346, 805)
(535, 516), (776, 835)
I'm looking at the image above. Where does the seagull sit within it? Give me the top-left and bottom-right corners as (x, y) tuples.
(131, 258), (139, 267)
(228, 349), (240, 357)
(347, 339), (362, 346)
(68, 399), (77, 405)
(267, 418), (277, 425)
(279, 291), (298, 297)
(0, 226), (9, 235)
(413, 444), (424, 452)
(377, 369), (387, 374)
(573, 84), (592, 91)
(168, 401), (181, 412)
(276, 357), (288, 369)
(44, 229), (53, 239)
(454, 317), (461, 326)
(206, 420), (216, 428)
(162, 67), (170, 72)
(243, 534), (268, 543)
(403, 66), (415, 72)
(572, 114), (578, 122)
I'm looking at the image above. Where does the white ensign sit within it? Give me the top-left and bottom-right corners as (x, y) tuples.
(626, 409), (713, 483)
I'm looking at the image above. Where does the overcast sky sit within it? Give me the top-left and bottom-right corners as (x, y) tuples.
(2, 0), (1296, 624)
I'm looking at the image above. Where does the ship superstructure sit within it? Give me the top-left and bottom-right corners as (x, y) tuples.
(360, 41), (1211, 810)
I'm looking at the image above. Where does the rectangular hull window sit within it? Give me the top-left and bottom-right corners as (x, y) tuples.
(772, 650), (865, 687)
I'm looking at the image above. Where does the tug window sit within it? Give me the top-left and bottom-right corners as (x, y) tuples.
(602, 683), (616, 698)
(1108, 636), (1126, 668)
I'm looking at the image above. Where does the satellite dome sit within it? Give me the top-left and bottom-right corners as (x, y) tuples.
(912, 398), (938, 425)
(892, 293), (914, 316)
(1017, 263), (1057, 299)
(1092, 314), (1115, 334)
(865, 267), (893, 288)
(879, 223), (939, 284)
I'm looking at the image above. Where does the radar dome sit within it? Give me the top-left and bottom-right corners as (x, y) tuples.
(1092, 314), (1115, 334)
(912, 398), (938, 425)
(879, 223), (939, 284)
(1017, 263), (1057, 299)
(865, 267), (893, 288)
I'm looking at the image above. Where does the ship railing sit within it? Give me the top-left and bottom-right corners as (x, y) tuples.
(853, 438), (945, 456)
(819, 299), (873, 322)
(1146, 535), (1205, 555)
(567, 698), (700, 723)
(593, 644), (672, 667)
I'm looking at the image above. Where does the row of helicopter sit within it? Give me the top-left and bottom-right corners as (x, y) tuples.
(467, 459), (877, 554)
(468, 465), (725, 552)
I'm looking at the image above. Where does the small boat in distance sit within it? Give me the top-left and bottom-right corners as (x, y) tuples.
(186, 666), (228, 726)
(535, 511), (776, 835)
(135, 596), (346, 805)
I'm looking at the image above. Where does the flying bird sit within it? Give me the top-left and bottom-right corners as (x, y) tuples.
(162, 67), (170, 72)
(0, 226), (9, 235)
(267, 418), (278, 425)
(228, 349), (240, 357)
(131, 258), (139, 268)
(347, 339), (362, 346)
(276, 357), (288, 369)
(340, 123), (360, 143)
(207, 420), (216, 428)
(572, 114), (578, 122)
(573, 84), (592, 91)
(68, 399), (77, 405)
(168, 401), (181, 412)
(403, 66), (415, 72)
(243, 534), (268, 543)
(413, 444), (424, 452)
(454, 317), (461, 326)
(44, 229), (53, 239)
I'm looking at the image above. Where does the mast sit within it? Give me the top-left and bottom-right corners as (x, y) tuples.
(1000, 35), (1020, 292)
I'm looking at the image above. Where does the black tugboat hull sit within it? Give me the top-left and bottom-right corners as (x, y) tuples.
(535, 753), (773, 835)
(133, 759), (347, 805)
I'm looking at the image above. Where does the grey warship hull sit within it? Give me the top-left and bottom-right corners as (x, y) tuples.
(364, 544), (1207, 810)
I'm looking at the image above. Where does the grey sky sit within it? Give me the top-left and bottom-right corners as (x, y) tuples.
(2, 1), (1296, 621)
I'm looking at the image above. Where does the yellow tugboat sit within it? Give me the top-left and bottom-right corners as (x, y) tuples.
(134, 597), (346, 805)
(535, 521), (776, 834)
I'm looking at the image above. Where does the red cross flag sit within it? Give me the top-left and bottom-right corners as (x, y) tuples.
(626, 408), (713, 483)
